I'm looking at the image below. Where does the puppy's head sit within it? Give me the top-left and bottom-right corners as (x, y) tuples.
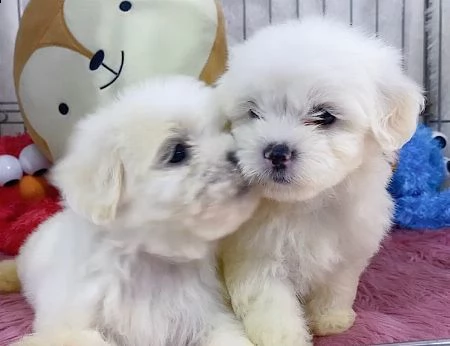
(216, 17), (424, 202)
(51, 76), (258, 249)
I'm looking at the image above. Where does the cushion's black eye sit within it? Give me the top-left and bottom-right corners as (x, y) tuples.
(168, 143), (189, 164)
(248, 109), (261, 119)
(312, 109), (336, 126)
(119, 1), (132, 12)
(58, 103), (69, 116)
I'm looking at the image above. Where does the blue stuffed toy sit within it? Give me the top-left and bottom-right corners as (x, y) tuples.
(388, 123), (450, 230)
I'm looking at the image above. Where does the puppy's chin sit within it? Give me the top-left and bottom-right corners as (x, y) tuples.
(238, 161), (322, 202)
(190, 186), (260, 241)
(260, 180), (323, 203)
(246, 165), (346, 203)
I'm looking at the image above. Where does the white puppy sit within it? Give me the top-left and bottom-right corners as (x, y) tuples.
(217, 18), (424, 346)
(14, 76), (259, 346)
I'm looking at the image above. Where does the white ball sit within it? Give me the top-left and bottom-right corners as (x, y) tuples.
(19, 144), (51, 176)
(0, 155), (23, 186)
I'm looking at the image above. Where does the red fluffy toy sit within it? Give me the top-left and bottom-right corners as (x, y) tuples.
(0, 134), (61, 256)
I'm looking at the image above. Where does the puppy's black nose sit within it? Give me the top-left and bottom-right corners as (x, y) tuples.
(263, 143), (292, 168)
(226, 151), (239, 166)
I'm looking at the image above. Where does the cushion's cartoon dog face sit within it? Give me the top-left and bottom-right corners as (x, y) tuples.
(15, 0), (227, 161)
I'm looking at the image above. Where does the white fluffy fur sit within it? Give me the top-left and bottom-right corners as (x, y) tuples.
(14, 76), (259, 346)
(216, 18), (424, 346)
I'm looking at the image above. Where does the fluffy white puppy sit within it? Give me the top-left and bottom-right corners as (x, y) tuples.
(14, 76), (259, 346)
(217, 18), (424, 346)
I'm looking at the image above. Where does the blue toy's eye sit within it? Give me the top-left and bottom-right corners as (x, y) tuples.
(432, 131), (447, 149)
(435, 136), (447, 148)
(119, 1), (132, 12)
(445, 158), (450, 174)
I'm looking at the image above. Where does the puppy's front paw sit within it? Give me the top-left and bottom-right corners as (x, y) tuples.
(244, 311), (312, 346)
(309, 308), (356, 336)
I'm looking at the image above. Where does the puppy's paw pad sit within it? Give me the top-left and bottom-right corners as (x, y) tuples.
(310, 309), (356, 336)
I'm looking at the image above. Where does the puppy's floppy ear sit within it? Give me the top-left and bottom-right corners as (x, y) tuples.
(371, 72), (424, 153)
(51, 120), (124, 226)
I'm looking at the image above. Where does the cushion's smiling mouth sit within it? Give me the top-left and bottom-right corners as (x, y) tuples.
(89, 50), (125, 90)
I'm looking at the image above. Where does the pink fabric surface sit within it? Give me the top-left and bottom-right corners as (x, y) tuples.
(316, 229), (450, 346)
(0, 230), (449, 346)
(0, 293), (32, 346)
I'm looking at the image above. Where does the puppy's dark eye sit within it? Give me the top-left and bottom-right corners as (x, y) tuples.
(310, 109), (336, 126)
(249, 109), (261, 119)
(168, 143), (189, 164)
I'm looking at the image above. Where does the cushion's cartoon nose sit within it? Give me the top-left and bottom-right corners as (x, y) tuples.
(89, 50), (105, 71)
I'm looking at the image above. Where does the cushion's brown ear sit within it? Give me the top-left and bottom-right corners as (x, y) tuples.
(372, 73), (424, 153)
(51, 120), (123, 226)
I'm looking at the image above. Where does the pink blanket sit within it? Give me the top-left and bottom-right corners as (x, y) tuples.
(1, 230), (449, 346)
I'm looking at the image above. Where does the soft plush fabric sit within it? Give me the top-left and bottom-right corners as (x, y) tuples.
(15, 0), (227, 162)
(389, 124), (450, 230)
(0, 134), (61, 256)
(0, 291), (32, 345)
(0, 195), (60, 256)
(1, 230), (449, 345)
(317, 229), (450, 345)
